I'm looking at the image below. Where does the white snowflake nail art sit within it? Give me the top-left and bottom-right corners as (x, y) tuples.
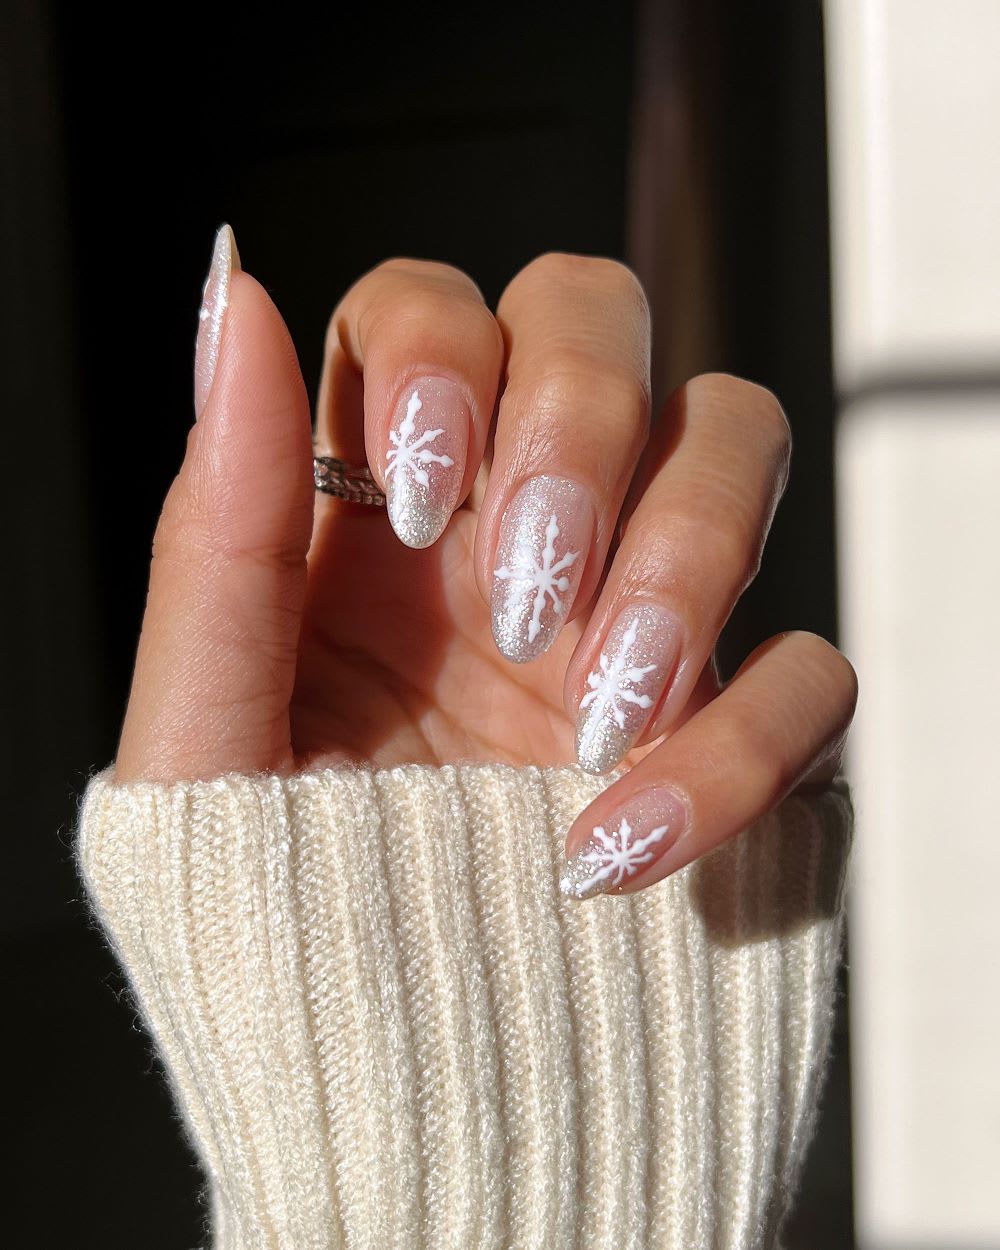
(494, 513), (579, 643)
(384, 383), (465, 549)
(575, 604), (681, 774)
(491, 476), (591, 662)
(385, 390), (454, 487)
(579, 615), (655, 749)
(559, 817), (671, 899)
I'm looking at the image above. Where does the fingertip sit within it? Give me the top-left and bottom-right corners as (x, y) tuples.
(194, 223), (239, 419)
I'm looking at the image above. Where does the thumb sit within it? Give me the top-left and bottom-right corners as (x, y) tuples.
(114, 226), (314, 782)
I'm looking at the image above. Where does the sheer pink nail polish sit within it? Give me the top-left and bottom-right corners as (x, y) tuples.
(491, 475), (594, 662)
(384, 377), (469, 548)
(576, 603), (682, 774)
(193, 223), (240, 420)
(559, 787), (689, 900)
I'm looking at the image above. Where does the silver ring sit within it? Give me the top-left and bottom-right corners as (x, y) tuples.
(313, 456), (386, 506)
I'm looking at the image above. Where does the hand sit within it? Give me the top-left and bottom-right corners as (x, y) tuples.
(114, 228), (856, 898)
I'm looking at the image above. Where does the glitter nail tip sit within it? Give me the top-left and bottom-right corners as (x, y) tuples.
(491, 475), (593, 663)
(193, 223), (240, 420)
(575, 603), (681, 774)
(559, 853), (617, 901)
(384, 378), (468, 549)
(387, 488), (452, 550)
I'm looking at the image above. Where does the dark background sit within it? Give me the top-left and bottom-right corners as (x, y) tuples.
(3, 1), (848, 1244)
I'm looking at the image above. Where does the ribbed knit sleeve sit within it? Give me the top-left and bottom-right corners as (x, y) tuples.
(77, 763), (852, 1250)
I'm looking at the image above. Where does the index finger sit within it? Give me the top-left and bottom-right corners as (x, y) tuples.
(317, 258), (505, 547)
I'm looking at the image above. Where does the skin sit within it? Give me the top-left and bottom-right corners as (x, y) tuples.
(114, 252), (857, 896)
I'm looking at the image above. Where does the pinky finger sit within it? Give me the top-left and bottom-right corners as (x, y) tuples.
(559, 631), (857, 899)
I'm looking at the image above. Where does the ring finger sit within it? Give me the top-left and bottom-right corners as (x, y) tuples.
(317, 257), (504, 548)
(564, 371), (793, 773)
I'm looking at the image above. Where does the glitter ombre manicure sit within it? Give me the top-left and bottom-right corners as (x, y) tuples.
(385, 377), (469, 548)
(559, 787), (688, 900)
(491, 475), (594, 663)
(194, 223), (240, 419)
(576, 603), (682, 774)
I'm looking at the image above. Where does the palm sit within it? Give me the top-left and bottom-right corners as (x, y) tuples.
(290, 502), (598, 770)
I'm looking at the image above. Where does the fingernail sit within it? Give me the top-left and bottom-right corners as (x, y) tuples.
(559, 787), (688, 900)
(384, 378), (468, 547)
(194, 223), (241, 420)
(576, 603), (682, 774)
(491, 475), (593, 662)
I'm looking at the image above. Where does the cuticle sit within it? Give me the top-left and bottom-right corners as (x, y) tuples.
(389, 368), (478, 431)
(505, 470), (594, 502)
(625, 781), (694, 832)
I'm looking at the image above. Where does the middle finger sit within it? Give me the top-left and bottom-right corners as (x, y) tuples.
(475, 252), (653, 663)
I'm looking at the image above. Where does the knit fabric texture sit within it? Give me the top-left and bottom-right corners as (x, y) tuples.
(78, 763), (852, 1250)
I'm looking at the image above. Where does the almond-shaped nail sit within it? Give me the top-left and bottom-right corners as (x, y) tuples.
(576, 603), (682, 774)
(491, 475), (593, 663)
(559, 787), (688, 900)
(194, 223), (241, 420)
(385, 378), (468, 547)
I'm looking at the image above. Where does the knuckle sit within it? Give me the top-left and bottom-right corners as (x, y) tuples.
(367, 256), (480, 294)
(544, 345), (649, 406)
(686, 373), (792, 497)
(513, 251), (587, 287)
(753, 385), (793, 481)
(689, 373), (792, 451)
(508, 251), (649, 306)
(368, 284), (470, 339)
(599, 260), (650, 321)
(327, 258), (486, 353)
(758, 385), (792, 444)
(685, 370), (738, 402)
(372, 291), (497, 361)
(788, 631), (859, 715)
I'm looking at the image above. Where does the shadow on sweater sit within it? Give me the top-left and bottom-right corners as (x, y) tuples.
(691, 785), (853, 946)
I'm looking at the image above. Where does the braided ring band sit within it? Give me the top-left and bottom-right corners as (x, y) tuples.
(313, 456), (386, 507)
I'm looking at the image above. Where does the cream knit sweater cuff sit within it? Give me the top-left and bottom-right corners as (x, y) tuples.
(78, 763), (852, 1250)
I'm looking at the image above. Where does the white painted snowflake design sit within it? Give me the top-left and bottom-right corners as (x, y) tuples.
(577, 817), (671, 891)
(385, 390), (454, 488)
(494, 513), (580, 643)
(578, 615), (657, 757)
